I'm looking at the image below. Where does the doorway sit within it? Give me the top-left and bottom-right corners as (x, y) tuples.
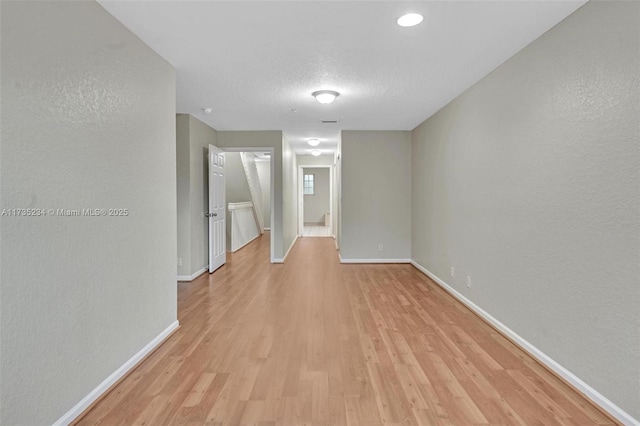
(209, 146), (275, 264)
(298, 165), (334, 238)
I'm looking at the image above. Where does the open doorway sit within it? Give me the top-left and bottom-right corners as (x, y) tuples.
(298, 165), (333, 238)
(219, 147), (275, 263)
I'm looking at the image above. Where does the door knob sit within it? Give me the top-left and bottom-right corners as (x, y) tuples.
(212, 213), (217, 217)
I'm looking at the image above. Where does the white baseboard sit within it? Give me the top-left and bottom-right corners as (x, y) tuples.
(177, 266), (208, 282)
(263, 227), (271, 231)
(340, 258), (411, 264)
(274, 235), (298, 263)
(53, 320), (180, 426)
(410, 260), (638, 426)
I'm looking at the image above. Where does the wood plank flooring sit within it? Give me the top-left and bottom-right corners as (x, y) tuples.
(76, 233), (616, 425)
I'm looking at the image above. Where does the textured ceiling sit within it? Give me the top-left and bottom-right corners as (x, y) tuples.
(98, 1), (585, 155)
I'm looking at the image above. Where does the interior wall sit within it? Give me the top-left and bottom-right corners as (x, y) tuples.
(224, 153), (252, 204)
(335, 136), (342, 247)
(303, 168), (330, 225)
(176, 114), (217, 277)
(0, 2), (177, 424)
(297, 154), (334, 166)
(281, 134), (298, 257)
(341, 131), (412, 261)
(176, 115), (191, 277)
(188, 116), (217, 273)
(256, 160), (271, 228)
(216, 131), (285, 259)
(411, 1), (639, 420)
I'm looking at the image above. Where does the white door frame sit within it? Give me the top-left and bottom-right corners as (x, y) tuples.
(298, 165), (334, 237)
(223, 147), (275, 263)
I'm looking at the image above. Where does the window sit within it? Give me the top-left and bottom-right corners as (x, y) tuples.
(303, 173), (315, 195)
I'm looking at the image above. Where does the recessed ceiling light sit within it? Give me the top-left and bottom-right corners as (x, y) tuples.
(397, 13), (423, 27)
(312, 90), (340, 104)
(308, 138), (320, 146)
(203, 107), (213, 114)
(311, 150), (321, 157)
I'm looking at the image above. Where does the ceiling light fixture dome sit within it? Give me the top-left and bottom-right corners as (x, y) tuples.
(308, 138), (320, 146)
(312, 90), (339, 104)
(311, 150), (321, 157)
(397, 13), (423, 27)
(203, 107), (213, 114)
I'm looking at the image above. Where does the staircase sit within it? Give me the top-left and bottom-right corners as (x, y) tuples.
(240, 152), (264, 234)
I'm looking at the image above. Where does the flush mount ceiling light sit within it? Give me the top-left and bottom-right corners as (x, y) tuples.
(308, 138), (320, 146)
(203, 107), (213, 114)
(311, 150), (321, 157)
(397, 13), (423, 27)
(312, 90), (340, 104)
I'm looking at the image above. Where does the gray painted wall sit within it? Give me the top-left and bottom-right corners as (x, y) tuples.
(411, 1), (639, 419)
(256, 160), (271, 228)
(341, 131), (412, 260)
(336, 136), (342, 248)
(303, 168), (330, 225)
(188, 116), (217, 273)
(297, 155), (334, 167)
(1, 1), (177, 424)
(225, 153), (252, 204)
(282, 135), (298, 257)
(176, 115), (191, 277)
(176, 114), (217, 276)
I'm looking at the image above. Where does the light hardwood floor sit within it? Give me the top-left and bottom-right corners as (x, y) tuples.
(76, 233), (616, 425)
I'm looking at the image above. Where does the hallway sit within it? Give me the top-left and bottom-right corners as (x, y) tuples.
(77, 235), (614, 425)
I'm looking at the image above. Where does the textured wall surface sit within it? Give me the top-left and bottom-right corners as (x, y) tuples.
(224, 153), (252, 205)
(282, 135), (298, 257)
(176, 114), (216, 276)
(296, 155), (334, 167)
(188, 116), (217, 273)
(411, 1), (639, 419)
(341, 131), (412, 260)
(256, 160), (271, 228)
(0, 1), (177, 424)
(176, 114), (191, 276)
(303, 168), (330, 224)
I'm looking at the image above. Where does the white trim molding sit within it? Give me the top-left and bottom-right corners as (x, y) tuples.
(340, 258), (411, 264)
(274, 235), (298, 263)
(227, 201), (253, 211)
(410, 260), (639, 426)
(53, 320), (180, 426)
(177, 266), (208, 282)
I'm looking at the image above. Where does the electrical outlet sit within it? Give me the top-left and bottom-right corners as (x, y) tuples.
(178, 257), (182, 267)
(466, 276), (471, 288)
(450, 266), (455, 277)
(378, 244), (383, 252)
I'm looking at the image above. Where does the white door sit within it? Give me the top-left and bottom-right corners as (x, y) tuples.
(208, 145), (226, 273)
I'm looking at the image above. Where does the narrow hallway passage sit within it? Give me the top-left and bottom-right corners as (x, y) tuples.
(77, 235), (614, 425)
